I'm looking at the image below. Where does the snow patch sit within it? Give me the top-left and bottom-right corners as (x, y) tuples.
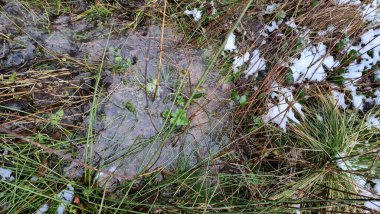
(290, 43), (339, 83)
(264, 3), (281, 14)
(333, 0), (361, 5)
(184, 8), (202, 22)
(263, 84), (304, 131)
(364, 201), (380, 211)
(285, 18), (297, 29)
(35, 204), (49, 214)
(317, 25), (336, 36)
(224, 33), (237, 51)
(367, 114), (380, 129)
(244, 50), (266, 78)
(0, 167), (14, 181)
(266, 19), (283, 33)
(210, 0), (216, 15)
(332, 90), (347, 109)
(56, 184), (74, 214)
(346, 84), (365, 111)
(345, 29), (380, 79)
(95, 166), (117, 182)
(232, 52), (250, 72)
(374, 90), (380, 105)
(362, 1), (380, 23)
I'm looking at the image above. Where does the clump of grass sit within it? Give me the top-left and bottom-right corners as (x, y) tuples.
(233, 91), (380, 212)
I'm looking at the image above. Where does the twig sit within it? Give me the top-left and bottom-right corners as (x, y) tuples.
(153, 0), (167, 101)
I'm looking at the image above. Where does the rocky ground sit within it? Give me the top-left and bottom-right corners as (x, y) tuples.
(0, 0), (230, 185)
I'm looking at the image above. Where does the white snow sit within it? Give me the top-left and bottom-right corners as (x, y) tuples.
(184, 8), (202, 22)
(333, 0), (361, 5)
(362, 1), (380, 23)
(244, 49), (266, 77)
(294, 203), (301, 214)
(263, 84), (304, 131)
(332, 90), (347, 109)
(346, 84), (365, 111)
(0, 167), (14, 181)
(290, 43), (339, 83)
(364, 201), (380, 211)
(367, 114), (380, 129)
(264, 3), (281, 14)
(374, 179), (380, 193)
(0, 150), (8, 157)
(266, 20), (283, 33)
(210, 0), (216, 15)
(95, 166), (117, 182)
(342, 69), (362, 79)
(336, 152), (350, 171)
(35, 204), (49, 214)
(232, 52), (250, 72)
(285, 18), (297, 29)
(375, 90), (380, 105)
(375, 69), (380, 81)
(224, 33), (237, 51)
(345, 29), (380, 80)
(56, 184), (74, 214)
(317, 25), (336, 36)
(363, 178), (380, 211)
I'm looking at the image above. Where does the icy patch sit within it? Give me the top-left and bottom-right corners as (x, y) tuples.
(290, 43), (339, 83)
(367, 114), (380, 129)
(56, 184), (74, 214)
(184, 8), (202, 22)
(244, 49), (266, 78)
(224, 33), (237, 51)
(332, 90), (347, 109)
(232, 52), (250, 72)
(0, 167), (14, 181)
(263, 84), (304, 131)
(35, 204), (49, 214)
